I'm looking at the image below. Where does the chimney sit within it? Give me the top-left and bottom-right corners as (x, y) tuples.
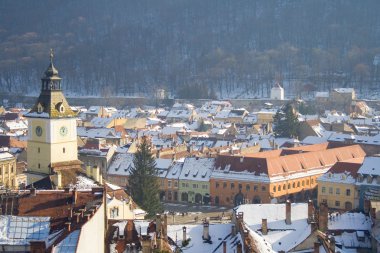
(262, 219), (268, 235)
(223, 241), (227, 253)
(370, 208), (377, 219)
(237, 242), (242, 253)
(202, 220), (210, 240)
(65, 222), (71, 232)
(68, 208), (73, 219)
(156, 214), (162, 235)
(329, 236), (335, 252)
(231, 225), (236, 236)
(163, 214), (168, 240)
(30, 241), (46, 253)
(30, 187), (36, 196)
(319, 202), (328, 232)
(313, 241), (320, 253)
(75, 213), (81, 223)
(308, 200), (314, 224)
(285, 200), (291, 225)
(72, 188), (78, 204)
(182, 226), (187, 242)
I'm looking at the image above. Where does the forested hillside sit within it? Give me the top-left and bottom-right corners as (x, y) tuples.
(1, 1), (380, 98)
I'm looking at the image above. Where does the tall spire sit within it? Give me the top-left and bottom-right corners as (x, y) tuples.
(44, 48), (59, 79)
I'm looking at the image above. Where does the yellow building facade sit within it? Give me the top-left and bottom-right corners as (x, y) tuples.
(0, 152), (17, 189)
(317, 159), (363, 211)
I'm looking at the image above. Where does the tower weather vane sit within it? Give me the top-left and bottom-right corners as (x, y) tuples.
(50, 48), (54, 63)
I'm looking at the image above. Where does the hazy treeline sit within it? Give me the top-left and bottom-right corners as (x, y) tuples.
(0, 0), (380, 98)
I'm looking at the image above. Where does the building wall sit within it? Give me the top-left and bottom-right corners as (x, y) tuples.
(0, 156), (17, 189)
(270, 87), (284, 100)
(178, 179), (210, 204)
(27, 118), (77, 174)
(107, 174), (129, 188)
(317, 180), (356, 210)
(107, 198), (135, 220)
(210, 178), (270, 206)
(76, 203), (105, 253)
(210, 174), (320, 207)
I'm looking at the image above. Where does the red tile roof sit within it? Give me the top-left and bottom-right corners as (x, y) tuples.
(216, 145), (366, 177)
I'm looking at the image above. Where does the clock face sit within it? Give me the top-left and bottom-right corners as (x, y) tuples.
(60, 126), (68, 136)
(35, 126), (43, 137)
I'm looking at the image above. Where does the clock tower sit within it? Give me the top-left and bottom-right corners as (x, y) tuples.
(25, 50), (81, 182)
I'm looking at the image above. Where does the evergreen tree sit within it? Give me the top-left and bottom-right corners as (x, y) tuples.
(273, 102), (300, 138)
(129, 137), (162, 217)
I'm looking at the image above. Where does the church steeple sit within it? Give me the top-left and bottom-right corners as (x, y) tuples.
(41, 49), (62, 91)
(25, 50), (76, 118)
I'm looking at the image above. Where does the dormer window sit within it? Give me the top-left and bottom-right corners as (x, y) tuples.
(37, 103), (44, 113)
(56, 102), (65, 113)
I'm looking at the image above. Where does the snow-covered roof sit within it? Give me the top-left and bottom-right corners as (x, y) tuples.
(358, 157), (380, 176)
(179, 157), (215, 181)
(0, 215), (51, 246)
(166, 162), (184, 180)
(107, 153), (134, 176)
(235, 203), (310, 252)
(328, 212), (372, 231)
(0, 152), (14, 161)
(167, 224), (234, 253)
(315, 91), (329, 98)
(69, 175), (99, 190)
(90, 117), (114, 128)
(334, 88), (355, 93)
(77, 127), (122, 139)
(4, 121), (28, 131)
(155, 158), (173, 170)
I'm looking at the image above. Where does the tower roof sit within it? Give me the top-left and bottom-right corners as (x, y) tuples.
(25, 50), (76, 119)
(273, 82), (282, 88)
(43, 49), (60, 80)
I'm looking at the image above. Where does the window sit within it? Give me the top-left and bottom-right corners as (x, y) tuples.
(246, 185), (250, 191)
(335, 201), (340, 207)
(182, 183), (186, 187)
(11, 166), (13, 173)
(223, 182), (227, 188)
(277, 185), (281, 191)
(216, 182), (219, 188)
(226, 197), (230, 203)
(110, 207), (119, 218)
(292, 182), (296, 188)
(346, 189), (351, 196)
(311, 178), (314, 184)
(306, 180), (309, 185)
(231, 183), (235, 189)
(283, 184), (286, 190)
(38, 147), (40, 153)
(63, 147), (66, 153)
(261, 186), (266, 191)
(322, 187), (326, 193)
(168, 180), (172, 188)
(202, 185), (207, 189)
(302, 181), (305, 187)
(288, 183), (291, 189)
(273, 186), (276, 192)
(193, 184), (198, 189)
(336, 188), (340, 195)
(297, 182), (300, 188)
(38, 163), (40, 169)
(329, 187), (333, 194)
(254, 185), (258, 191)
(238, 184), (242, 190)
(174, 181), (178, 188)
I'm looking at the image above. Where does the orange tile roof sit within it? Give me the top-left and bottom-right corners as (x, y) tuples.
(216, 145), (366, 177)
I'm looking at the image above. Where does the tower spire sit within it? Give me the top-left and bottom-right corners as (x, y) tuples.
(50, 48), (54, 65)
